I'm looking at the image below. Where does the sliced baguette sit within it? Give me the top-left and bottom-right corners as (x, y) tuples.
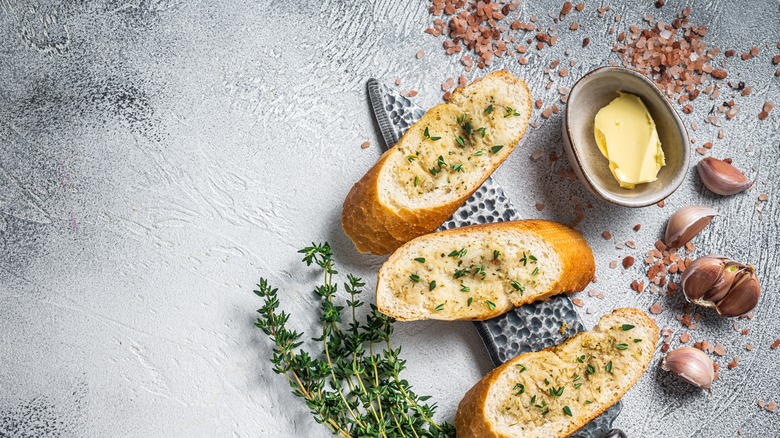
(376, 220), (594, 321)
(342, 71), (532, 255)
(455, 308), (658, 438)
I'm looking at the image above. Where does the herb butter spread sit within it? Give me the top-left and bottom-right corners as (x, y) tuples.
(593, 92), (665, 189)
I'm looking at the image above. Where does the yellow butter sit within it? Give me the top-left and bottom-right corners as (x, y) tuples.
(594, 92), (665, 189)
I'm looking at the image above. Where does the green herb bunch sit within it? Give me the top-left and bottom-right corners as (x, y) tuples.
(254, 242), (455, 437)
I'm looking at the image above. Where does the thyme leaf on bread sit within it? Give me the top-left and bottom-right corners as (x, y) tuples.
(253, 243), (455, 437)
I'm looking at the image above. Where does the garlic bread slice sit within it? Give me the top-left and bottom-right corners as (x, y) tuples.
(342, 71), (531, 255)
(455, 308), (658, 438)
(376, 220), (594, 321)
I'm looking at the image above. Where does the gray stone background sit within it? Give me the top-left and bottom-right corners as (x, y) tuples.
(1, 0), (778, 437)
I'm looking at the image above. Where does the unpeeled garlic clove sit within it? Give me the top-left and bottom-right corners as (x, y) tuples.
(664, 206), (719, 248)
(697, 157), (754, 196)
(662, 347), (715, 390)
(680, 255), (726, 303)
(715, 266), (761, 317)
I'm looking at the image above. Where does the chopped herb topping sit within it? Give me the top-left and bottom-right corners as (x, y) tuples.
(528, 255), (537, 262)
(493, 249), (501, 260)
(429, 281), (437, 291)
(455, 136), (466, 147)
(606, 361), (613, 373)
(505, 106), (522, 117)
(530, 394), (536, 403)
(549, 386), (564, 397)
(413, 175), (419, 187)
(423, 126), (441, 141)
(520, 252), (529, 266)
(634, 338), (643, 343)
(413, 257), (425, 263)
(574, 383), (582, 389)
(516, 364), (527, 372)
(453, 268), (470, 279)
(576, 354), (586, 363)
(544, 378), (550, 386)
(467, 297), (473, 307)
(490, 145), (504, 154)
(409, 274), (421, 283)
(531, 267), (540, 276)
(437, 155), (447, 168)
(486, 300), (496, 310)
(457, 114), (467, 125)
(434, 303), (445, 311)
(448, 248), (467, 258)
(563, 406), (573, 417)
(621, 324), (635, 331)
(616, 343), (629, 350)
(513, 383), (525, 395)
(474, 150), (484, 156)
(460, 283), (470, 293)
(472, 264), (486, 279)
(463, 122), (473, 135)
(584, 400), (593, 405)
(429, 167), (440, 176)
(587, 364), (596, 374)
(475, 127), (486, 137)
(407, 154), (418, 162)
(452, 163), (464, 172)
(573, 375), (581, 382)
(510, 280), (524, 295)
(484, 104), (493, 115)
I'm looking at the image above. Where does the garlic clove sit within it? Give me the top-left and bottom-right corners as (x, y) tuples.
(662, 347), (715, 390)
(697, 157), (754, 196)
(701, 261), (742, 303)
(715, 266), (761, 317)
(664, 206), (719, 248)
(681, 255), (725, 302)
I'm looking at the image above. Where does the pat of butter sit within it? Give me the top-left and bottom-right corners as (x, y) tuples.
(594, 92), (666, 189)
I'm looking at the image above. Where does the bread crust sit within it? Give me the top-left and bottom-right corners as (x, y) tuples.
(342, 71), (532, 255)
(376, 220), (595, 321)
(455, 308), (659, 438)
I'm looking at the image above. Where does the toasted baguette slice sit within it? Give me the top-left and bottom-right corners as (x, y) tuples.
(455, 308), (658, 438)
(342, 71), (532, 255)
(376, 220), (594, 321)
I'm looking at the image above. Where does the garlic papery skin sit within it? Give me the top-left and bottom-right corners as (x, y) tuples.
(682, 255), (762, 317)
(662, 347), (715, 390)
(697, 157), (754, 196)
(664, 206), (719, 248)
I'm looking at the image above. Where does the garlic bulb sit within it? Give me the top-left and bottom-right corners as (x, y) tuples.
(697, 157), (753, 196)
(662, 347), (715, 389)
(664, 206), (719, 248)
(681, 255), (761, 317)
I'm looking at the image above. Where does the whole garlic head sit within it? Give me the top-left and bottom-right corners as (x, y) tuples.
(681, 255), (761, 317)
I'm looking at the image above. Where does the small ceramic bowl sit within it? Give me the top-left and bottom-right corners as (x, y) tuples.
(562, 66), (690, 208)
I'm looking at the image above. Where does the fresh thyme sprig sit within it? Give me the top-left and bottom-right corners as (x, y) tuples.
(254, 243), (455, 437)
